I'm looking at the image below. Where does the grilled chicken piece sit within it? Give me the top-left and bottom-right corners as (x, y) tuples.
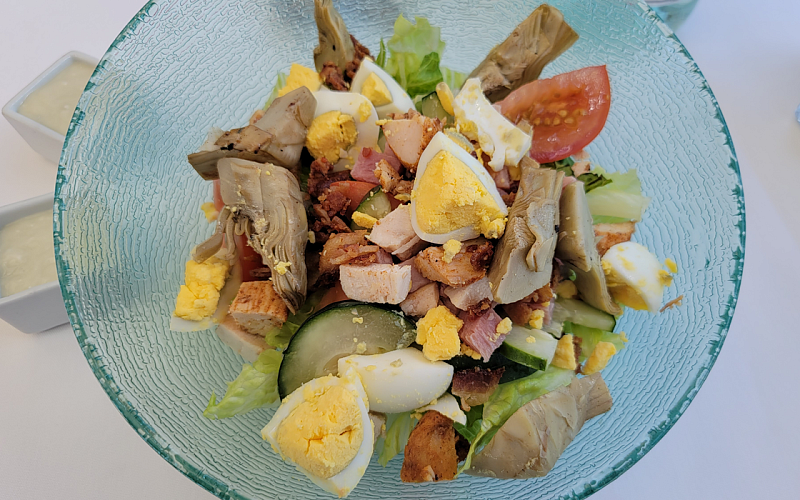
(382, 111), (443, 171)
(442, 277), (493, 311)
(401, 411), (459, 483)
(319, 231), (390, 278)
(215, 315), (269, 363)
(469, 4), (578, 102)
(229, 281), (289, 336)
(556, 182), (621, 315)
(488, 158), (563, 304)
(339, 263), (412, 304)
(398, 258), (432, 293)
(594, 221), (635, 257)
(400, 282), (440, 317)
(369, 205), (417, 253)
(414, 239), (490, 287)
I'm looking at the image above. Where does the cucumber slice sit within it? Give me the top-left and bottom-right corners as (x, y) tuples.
(416, 91), (452, 121)
(497, 326), (558, 371)
(278, 301), (416, 398)
(551, 297), (616, 331)
(350, 186), (392, 230)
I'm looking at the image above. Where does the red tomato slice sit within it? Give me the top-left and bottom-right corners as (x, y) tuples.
(327, 181), (379, 216)
(212, 180), (263, 281)
(212, 180), (224, 212)
(497, 66), (611, 163)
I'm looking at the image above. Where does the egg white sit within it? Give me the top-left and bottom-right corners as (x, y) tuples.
(312, 90), (380, 170)
(416, 393), (467, 425)
(350, 58), (415, 119)
(410, 131), (508, 244)
(261, 368), (373, 498)
(602, 241), (665, 313)
(338, 347), (453, 414)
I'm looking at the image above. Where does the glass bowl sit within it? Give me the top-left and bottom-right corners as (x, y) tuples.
(54, 0), (744, 498)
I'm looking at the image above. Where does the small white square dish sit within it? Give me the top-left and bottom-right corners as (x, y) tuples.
(0, 193), (68, 333)
(2, 51), (98, 164)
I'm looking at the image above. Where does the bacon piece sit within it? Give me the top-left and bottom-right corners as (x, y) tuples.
(451, 367), (505, 411)
(344, 34), (371, 81)
(310, 203), (351, 245)
(503, 284), (554, 326)
(308, 157), (352, 198)
(350, 147), (402, 183)
(468, 239), (494, 271)
(458, 308), (505, 361)
(319, 189), (350, 217)
(320, 61), (348, 90)
(400, 411), (458, 483)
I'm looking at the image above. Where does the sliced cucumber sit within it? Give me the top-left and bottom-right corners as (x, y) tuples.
(565, 322), (626, 362)
(278, 301), (416, 398)
(551, 297), (616, 332)
(350, 186), (392, 230)
(497, 326), (558, 371)
(416, 91), (453, 121)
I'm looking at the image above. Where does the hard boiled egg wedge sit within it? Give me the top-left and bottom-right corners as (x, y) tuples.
(601, 241), (671, 313)
(338, 347), (453, 414)
(411, 131), (508, 244)
(307, 90), (380, 170)
(453, 77), (532, 171)
(416, 393), (467, 425)
(261, 368), (373, 498)
(350, 58), (415, 119)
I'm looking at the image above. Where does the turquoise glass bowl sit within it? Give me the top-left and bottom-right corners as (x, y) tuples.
(54, 0), (743, 498)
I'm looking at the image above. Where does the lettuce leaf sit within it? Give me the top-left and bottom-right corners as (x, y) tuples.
(376, 411), (417, 466)
(453, 405), (483, 443)
(541, 157), (612, 193)
(586, 167), (650, 223)
(458, 366), (574, 473)
(263, 289), (324, 348)
(441, 66), (467, 91)
(564, 322), (626, 362)
(203, 349), (283, 420)
(263, 71), (288, 109)
(405, 52), (443, 97)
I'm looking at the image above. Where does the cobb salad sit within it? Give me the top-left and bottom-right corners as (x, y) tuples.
(171, 1), (681, 497)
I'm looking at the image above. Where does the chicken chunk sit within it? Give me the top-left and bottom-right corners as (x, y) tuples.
(215, 315), (269, 363)
(369, 205), (417, 253)
(339, 263), (412, 304)
(400, 282), (440, 317)
(229, 281), (289, 336)
(594, 221), (636, 257)
(400, 410), (458, 483)
(414, 240), (491, 287)
(382, 111), (443, 172)
(442, 277), (493, 311)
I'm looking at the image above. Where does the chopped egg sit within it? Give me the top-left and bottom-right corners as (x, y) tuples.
(416, 306), (463, 361)
(416, 393), (466, 425)
(602, 242), (669, 313)
(278, 63), (321, 97)
(274, 261), (291, 275)
(435, 82), (455, 116)
(582, 341), (617, 375)
(442, 239), (462, 263)
(262, 368), (372, 498)
(665, 258), (679, 274)
(461, 343), (481, 360)
(528, 309), (545, 329)
(551, 334), (578, 371)
(351, 211), (378, 229)
(174, 257), (230, 321)
(200, 202), (219, 222)
(350, 58), (415, 119)
(338, 347), (453, 413)
(310, 91), (379, 169)
(411, 132), (508, 244)
(453, 78), (532, 171)
(496, 317), (512, 335)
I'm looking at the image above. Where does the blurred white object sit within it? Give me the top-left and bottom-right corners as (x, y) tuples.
(0, 193), (68, 333)
(646, 0), (699, 29)
(2, 51), (97, 164)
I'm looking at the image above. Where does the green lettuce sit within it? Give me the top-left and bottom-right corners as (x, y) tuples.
(453, 405), (483, 443)
(564, 322), (626, 362)
(263, 289), (323, 348)
(376, 411), (417, 466)
(379, 15), (465, 97)
(586, 167), (650, 223)
(458, 366), (574, 473)
(540, 157), (612, 193)
(203, 349), (283, 420)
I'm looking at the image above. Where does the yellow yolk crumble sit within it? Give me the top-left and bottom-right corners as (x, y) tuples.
(416, 306), (462, 361)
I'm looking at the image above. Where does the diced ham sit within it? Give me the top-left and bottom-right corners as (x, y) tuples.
(399, 258), (432, 293)
(351, 147), (402, 183)
(400, 282), (439, 317)
(369, 205), (417, 253)
(451, 367), (505, 411)
(458, 308), (505, 361)
(442, 277), (493, 310)
(339, 263), (412, 304)
(382, 111), (443, 172)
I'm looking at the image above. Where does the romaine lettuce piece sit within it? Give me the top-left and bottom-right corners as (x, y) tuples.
(376, 411), (417, 466)
(586, 167), (651, 223)
(203, 349), (283, 420)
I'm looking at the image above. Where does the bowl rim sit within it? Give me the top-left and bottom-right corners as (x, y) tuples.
(53, 1), (745, 498)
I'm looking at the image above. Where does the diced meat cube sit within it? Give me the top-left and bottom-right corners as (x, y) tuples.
(489, 165), (511, 190)
(401, 410), (458, 483)
(215, 314), (269, 363)
(400, 282), (440, 317)
(399, 258), (432, 293)
(414, 242), (488, 287)
(458, 308), (505, 361)
(382, 111), (443, 172)
(339, 263), (412, 304)
(369, 205), (417, 253)
(442, 277), (493, 310)
(451, 367), (505, 410)
(229, 281), (288, 336)
(594, 221), (636, 257)
(351, 147), (403, 182)
(392, 235), (429, 261)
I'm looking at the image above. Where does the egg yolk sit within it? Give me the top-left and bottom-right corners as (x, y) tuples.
(305, 111), (359, 163)
(551, 334), (578, 371)
(361, 73), (393, 107)
(278, 63), (321, 97)
(442, 239), (462, 263)
(582, 341), (617, 375)
(416, 306), (462, 361)
(277, 380), (364, 479)
(414, 150), (506, 238)
(174, 257), (230, 321)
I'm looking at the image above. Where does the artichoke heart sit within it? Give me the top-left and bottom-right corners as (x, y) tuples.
(488, 157), (563, 304)
(312, 0), (355, 73)
(555, 181), (621, 316)
(469, 4), (579, 102)
(194, 158), (308, 313)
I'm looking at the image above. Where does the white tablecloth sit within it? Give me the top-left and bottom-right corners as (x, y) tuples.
(1, 0), (798, 498)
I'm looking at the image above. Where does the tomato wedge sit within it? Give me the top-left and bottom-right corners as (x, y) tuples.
(212, 180), (262, 281)
(497, 66), (611, 163)
(327, 181), (379, 216)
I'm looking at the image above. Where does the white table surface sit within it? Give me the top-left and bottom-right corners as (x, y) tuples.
(1, 0), (799, 498)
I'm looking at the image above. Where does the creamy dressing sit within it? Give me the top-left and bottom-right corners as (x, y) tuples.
(17, 60), (95, 135)
(0, 210), (58, 297)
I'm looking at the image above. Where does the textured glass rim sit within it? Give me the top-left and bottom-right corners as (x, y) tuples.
(52, 1), (746, 498)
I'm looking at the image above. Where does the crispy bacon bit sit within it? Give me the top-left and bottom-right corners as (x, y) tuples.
(344, 34), (371, 81)
(573, 336), (583, 370)
(320, 189), (350, 217)
(594, 221), (636, 257)
(308, 157), (351, 198)
(468, 240), (494, 271)
(310, 204), (351, 245)
(466, 298), (493, 318)
(400, 411), (458, 483)
(502, 190), (517, 207)
(503, 284), (554, 326)
(451, 366), (505, 411)
(249, 267), (272, 280)
(660, 294), (684, 313)
(320, 61), (348, 90)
